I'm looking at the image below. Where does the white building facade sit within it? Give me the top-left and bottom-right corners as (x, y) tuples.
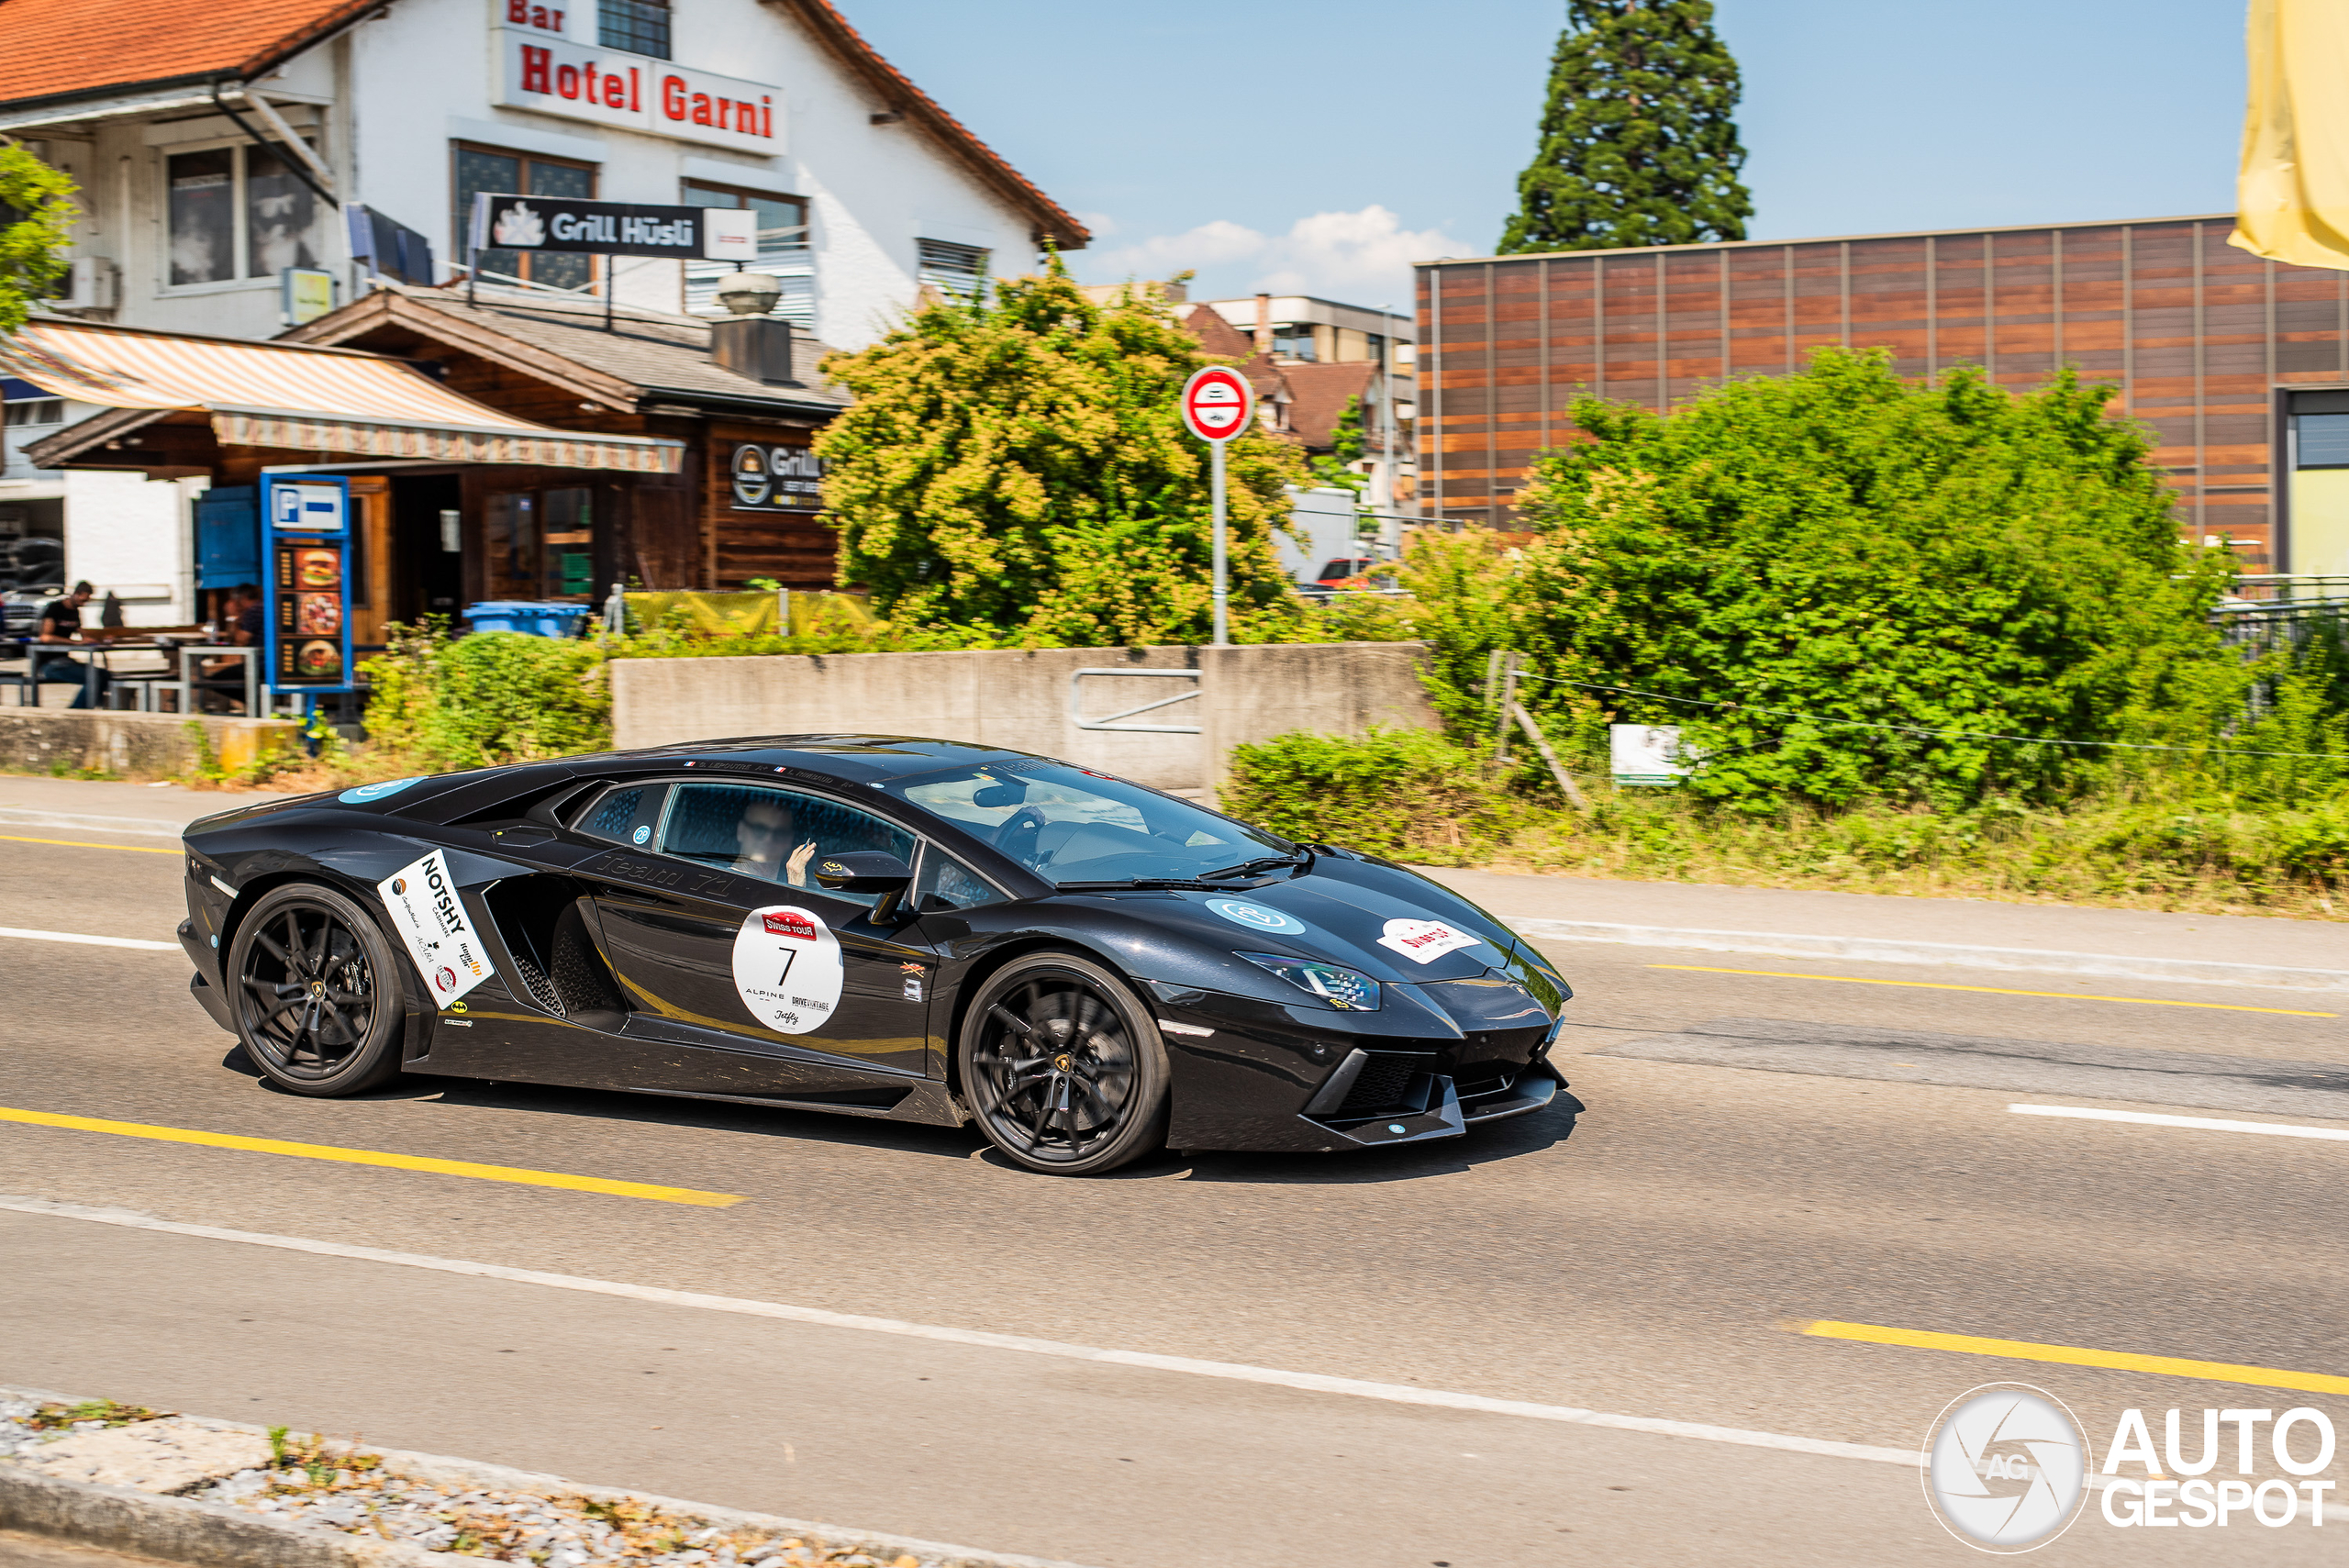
(0, 0), (1084, 617)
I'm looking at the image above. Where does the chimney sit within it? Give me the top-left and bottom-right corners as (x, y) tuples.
(710, 317), (799, 386)
(1254, 291), (1273, 357)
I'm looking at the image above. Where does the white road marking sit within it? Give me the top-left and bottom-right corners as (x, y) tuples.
(2011, 1104), (2349, 1141)
(0, 927), (180, 952)
(0, 809), (186, 839)
(0, 1195), (1919, 1468)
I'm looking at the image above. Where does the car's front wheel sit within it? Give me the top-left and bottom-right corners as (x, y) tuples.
(228, 882), (406, 1096)
(959, 952), (1169, 1175)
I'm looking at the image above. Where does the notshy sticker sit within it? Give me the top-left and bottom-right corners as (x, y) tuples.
(731, 905), (844, 1035)
(1375, 917), (1484, 965)
(1204, 898), (1307, 936)
(376, 849), (495, 1003)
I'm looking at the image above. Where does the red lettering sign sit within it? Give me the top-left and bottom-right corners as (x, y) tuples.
(761, 95), (773, 137)
(507, 0), (527, 20)
(662, 74), (685, 118)
(629, 67), (640, 111)
(691, 92), (712, 126)
(520, 44), (551, 94)
(556, 63), (580, 98)
(762, 912), (819, 940)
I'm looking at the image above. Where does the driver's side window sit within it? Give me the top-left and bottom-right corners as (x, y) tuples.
(659, 783), (916, 908)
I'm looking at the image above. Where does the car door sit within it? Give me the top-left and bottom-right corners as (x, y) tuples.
(584, 778), (936, 1092)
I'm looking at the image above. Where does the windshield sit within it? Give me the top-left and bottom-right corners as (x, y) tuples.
(880, 762), (1295, 884)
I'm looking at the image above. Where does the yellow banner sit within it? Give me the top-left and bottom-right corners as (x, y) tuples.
(2231, 0), (2349, 269)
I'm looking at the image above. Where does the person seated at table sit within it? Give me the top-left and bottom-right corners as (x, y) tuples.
(195, 584), (265, 713)
(35, 582), (110, 709)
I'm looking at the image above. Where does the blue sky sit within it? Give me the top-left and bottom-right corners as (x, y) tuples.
(847, 0), (2247, 308)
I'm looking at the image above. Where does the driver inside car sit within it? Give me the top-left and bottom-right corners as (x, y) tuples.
(735, 794), (818, 887)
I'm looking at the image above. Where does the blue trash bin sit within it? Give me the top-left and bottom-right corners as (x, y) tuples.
(463, 601), (592, 638)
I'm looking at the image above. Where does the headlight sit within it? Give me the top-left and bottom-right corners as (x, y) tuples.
(1235, 951), (1380, 1011)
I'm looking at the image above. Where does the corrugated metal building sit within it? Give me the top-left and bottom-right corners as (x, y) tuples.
(1414, 214), (2349, 573)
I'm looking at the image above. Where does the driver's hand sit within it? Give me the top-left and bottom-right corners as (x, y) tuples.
(785, 840), (817, 886)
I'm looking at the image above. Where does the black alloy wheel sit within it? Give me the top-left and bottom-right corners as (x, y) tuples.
(959, 952), (1169, 1175)
(228, 883), (406, 1096)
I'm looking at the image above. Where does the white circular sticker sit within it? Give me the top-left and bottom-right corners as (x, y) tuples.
(1205, 898), (1307, 936)
(730, 905), (844, 1036)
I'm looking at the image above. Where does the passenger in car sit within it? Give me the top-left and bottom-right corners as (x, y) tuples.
(735, 793), (818, 887)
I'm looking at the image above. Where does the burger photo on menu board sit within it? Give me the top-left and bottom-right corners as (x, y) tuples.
(295, 639), (343, 678)
(295, 550), (340, 589)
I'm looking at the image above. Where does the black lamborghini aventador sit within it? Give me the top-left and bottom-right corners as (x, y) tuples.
(177, 736), (1575, 1174)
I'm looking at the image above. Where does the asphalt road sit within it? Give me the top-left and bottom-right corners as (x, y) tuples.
(3, 823), (2346, 1566)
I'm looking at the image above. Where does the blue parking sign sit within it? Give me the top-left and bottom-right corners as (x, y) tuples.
(269, 480), (346, 534)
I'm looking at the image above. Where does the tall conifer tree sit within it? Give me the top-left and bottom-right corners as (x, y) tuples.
(1497, 1), (1752, 254)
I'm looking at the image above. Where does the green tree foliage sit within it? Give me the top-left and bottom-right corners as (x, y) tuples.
(1308, 394), (1368, 494)
(1497, 1), (1751, 254)
(1441, 349), (2254, 810)
(815, 261), (1306, 646)
(0, 141), (79, 332)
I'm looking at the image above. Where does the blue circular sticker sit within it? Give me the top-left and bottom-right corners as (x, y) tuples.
(631, 825), (651, 844)
(1205, 898), (1306, 936)
(339, 777), (420, 804)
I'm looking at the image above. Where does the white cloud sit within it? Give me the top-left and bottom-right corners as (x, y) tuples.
(1085, 206), (1465, 305)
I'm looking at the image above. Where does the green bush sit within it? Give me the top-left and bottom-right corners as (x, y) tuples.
(1443, 347), (2292, 812)
(362, 621), (610, 771)
(1219, 728), (1526, 859)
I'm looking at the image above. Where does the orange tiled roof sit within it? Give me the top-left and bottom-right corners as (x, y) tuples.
(0, 0), (377, 106)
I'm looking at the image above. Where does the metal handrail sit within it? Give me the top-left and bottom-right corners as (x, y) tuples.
(1068, 667), (1201, 735)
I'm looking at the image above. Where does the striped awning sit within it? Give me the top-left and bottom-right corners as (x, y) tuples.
(0, 319), (682, 473)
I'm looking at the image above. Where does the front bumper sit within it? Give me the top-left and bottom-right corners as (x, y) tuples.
(1151, 977), (1572, 1153)
(179, 917), (235, 1032)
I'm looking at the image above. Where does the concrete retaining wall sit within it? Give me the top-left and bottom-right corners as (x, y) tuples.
(610, 642), (1439, 793)
(0, 709), (300, 781)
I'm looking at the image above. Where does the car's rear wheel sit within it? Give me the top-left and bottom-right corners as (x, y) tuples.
(959, 952), (1169, 1175)
(229, 883), (406, 1096)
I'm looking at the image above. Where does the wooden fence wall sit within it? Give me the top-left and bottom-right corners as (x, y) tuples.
(1416, 215), (2349, 568)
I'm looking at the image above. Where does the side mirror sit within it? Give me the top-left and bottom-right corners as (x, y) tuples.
(813, 851), (914, 894)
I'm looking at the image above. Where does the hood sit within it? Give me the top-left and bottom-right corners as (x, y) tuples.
(1154, 858), (1519, 984)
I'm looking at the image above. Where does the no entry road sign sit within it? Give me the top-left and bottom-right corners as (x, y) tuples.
(1180, 366), (1254, 443)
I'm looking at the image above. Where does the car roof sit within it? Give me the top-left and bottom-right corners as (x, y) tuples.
(586, 734), (1042, 784)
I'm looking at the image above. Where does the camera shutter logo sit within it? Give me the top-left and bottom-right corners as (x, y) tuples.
(1924, 1385), (2089, 1552)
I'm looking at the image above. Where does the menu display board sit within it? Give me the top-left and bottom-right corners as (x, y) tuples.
(260, 475), (355, 693)
(728, 441), (822, 512)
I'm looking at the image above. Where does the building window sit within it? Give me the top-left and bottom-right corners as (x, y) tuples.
(681, 181), (813, 326)
(917, 239), (988, 302)
(4, 399), (64, 427)
(2295, 412), (2349, 468)
(484, 485), (596, 603)
(598, 0), (671, 58)
(454, 143), (598, 293)
(1272, 326), (1317, 361)
(164, 143), (323, 287)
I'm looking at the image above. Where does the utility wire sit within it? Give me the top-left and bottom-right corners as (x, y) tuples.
(1508, 672), (2346, 762)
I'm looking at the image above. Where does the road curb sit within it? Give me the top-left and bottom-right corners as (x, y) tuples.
(1503, 917), (2349, 995)
(0, 1388), (1101, 1568)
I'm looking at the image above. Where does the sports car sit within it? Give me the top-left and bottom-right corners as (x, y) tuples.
(177, 736), (1575, 1175)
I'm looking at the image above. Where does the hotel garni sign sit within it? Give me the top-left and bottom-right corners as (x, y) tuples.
(491, 2), (781, 154)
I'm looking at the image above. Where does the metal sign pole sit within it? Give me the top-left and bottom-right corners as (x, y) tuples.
(1211, 439), (1229, 646)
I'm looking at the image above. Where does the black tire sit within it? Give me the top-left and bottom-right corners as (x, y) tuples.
(228, 882), (406, 1097)
(958, 952), (1170, 1175)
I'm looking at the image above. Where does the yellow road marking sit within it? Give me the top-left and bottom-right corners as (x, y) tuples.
(0, 834), (179, 855)
(0, 1106), (745, 1207)
(1647, 964), (2336, 1018)
(1796, 1319), (2349, 1396)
